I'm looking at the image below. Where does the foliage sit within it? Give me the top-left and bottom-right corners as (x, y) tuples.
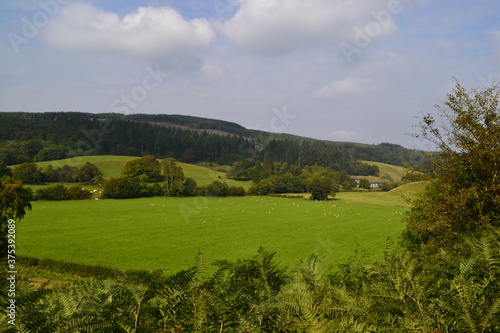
(161, 158), (185, 195)
(0, 177), (32, 258)
(0, 161), (12, 179)
(405, 82), (500, 249)
(227, 186), (245, 196)
(304, 170), (340, 200)
(203, 180), (229, 197)
(35, 185), (93, 201)
(0, 112), (253, 164)
(74, 162), (103, 184)
(12, 162), (43, 184)
(34, 144), (67, 162)
(7, 230), (499, 332)
(0, 112), (427, 173)
(358, 178), (371, 189)
(181, 177), (198, 197)
(122, 155), (163, 182)
(102, 177), (143, 199)
(35, 184), (71, 201)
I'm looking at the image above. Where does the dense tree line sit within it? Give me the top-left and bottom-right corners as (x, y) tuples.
(11, 162), (102, 185)
(260, 137), (426, 170)
(34, 185), (93, 201)
(102, 157), (246, 199)
(0, 112), (253, 165)
(229, 160), (357, 199)
(260, 138), (379, 174)
(0, 112), (427, 173)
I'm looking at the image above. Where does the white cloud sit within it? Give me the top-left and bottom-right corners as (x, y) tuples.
(218, 0), (399, 54)
(41, 2), (215, 59)
(314, 78), (375, 98)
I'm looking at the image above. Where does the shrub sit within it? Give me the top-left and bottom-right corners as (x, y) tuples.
(67, 186), (93, 200)
(102, 177), (142, 199)
(205, 180), (229, 197)
(227, 186), (245, 196)
(123, 155), (163, 182)
(36, 184), (71, 201)
(12, 162), (43, 184)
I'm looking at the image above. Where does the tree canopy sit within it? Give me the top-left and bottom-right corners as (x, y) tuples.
(0, 177), (32, 258)
(122, 155), (162, 182)
(404, 82), (500, 249)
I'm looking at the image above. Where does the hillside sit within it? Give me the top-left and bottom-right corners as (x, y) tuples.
(0, 112), (429, 173)
(361, 161), (406, 182)
(26, 155), (253, 190)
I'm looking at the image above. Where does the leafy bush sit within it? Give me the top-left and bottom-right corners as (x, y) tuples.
(227, 186), (245, 196)
(35, 185), (93, 201)
(102, 177), (142, 199)
(67, 186), (93, 200)
(123, 155), (163, 182)
(35, 184), (71, 200)
(12, 162), (43, 184)
(204, 180), (229, 197)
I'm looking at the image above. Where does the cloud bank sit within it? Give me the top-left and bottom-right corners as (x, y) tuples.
(218, 0), (399, 54)
(42, 2), (215, 59)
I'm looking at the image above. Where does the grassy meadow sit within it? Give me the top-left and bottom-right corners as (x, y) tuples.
(360, 160), (406, 182)
(28, 155), (251, 189)
(17, 191), (411, 275)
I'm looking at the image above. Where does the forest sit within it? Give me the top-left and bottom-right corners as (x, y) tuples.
(0, 112), (427, 175)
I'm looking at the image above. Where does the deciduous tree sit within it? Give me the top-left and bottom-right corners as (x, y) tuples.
(122, 155), (162, 182)
(161, 158), (185, 194)
(0, 177), (31, 258)
(405, 82), (500, 249)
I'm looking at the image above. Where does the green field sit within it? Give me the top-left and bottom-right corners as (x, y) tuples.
(361, 160), (406, 182)
(17, 192), (410, 274)
(179, 162), (252, 189)
(29, 155), (251, 188)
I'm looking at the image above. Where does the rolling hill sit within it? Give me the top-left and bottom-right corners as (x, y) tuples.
(0, 112), (429, 173)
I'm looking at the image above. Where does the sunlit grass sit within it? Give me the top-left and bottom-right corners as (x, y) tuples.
(18, 193), (410, 274)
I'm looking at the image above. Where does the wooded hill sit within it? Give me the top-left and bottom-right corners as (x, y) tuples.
(0, 112), (428, 174)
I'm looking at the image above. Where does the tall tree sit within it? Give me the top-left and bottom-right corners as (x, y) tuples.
(0, 178), (32, 258)
(404, 82), (500, 249)
(122, 155), (162, 182)
(161, 158), (185, 194)
(305, 170), (339, 200)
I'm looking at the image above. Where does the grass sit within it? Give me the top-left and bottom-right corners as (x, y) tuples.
(179, 163), (252, 189)
(388, 181), (427, 201)
(361, 161), (407, 182)
(31, 156), (251, 188)
(34, 156), (137, 179)
(17, 191), (412, 275)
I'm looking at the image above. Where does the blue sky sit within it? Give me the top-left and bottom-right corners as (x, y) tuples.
(1, 0), (499, 149)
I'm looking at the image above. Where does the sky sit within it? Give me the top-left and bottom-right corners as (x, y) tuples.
(0, 0), (499, 150)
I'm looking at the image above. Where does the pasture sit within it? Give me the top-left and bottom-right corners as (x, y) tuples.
(29, 155), (251, 188)
(360, 160), (406, 182)
(17, 192), (410, 274)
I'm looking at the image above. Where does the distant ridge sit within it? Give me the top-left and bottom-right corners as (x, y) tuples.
(0, 111), (429, 171)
